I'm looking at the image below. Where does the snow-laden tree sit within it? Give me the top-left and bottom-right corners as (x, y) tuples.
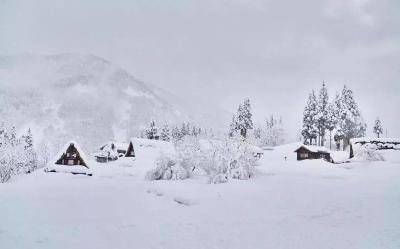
(335, 85), (366, 150)
(316, 83), (329, 146)
(301, 90), (318, 145)
(171, 126), (183, 142)
(160, 122), (171, 142)
(373, 117), (383, 138)
(145, 120), (159, 140)
(205, 135), (257, 183)
(0, 127), (38, 182)
(229, 99), (254, 138)
(229, 115), (238, 137)
(326, 102), (337, 150)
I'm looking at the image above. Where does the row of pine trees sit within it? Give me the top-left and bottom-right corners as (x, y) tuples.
(143, 121), (212, 142)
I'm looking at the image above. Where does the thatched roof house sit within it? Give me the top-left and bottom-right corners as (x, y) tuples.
(53, 141), (88, 168)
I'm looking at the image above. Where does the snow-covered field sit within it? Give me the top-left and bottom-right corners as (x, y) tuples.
(1, 142), (400, 249)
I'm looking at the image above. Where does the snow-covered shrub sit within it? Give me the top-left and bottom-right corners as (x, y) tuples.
(145, 154), (190, 181)
(175, 136), (203, 172)
(199, 136), (257, 183)
(353, 146), (385, 161)
(146, 135), (258, 183)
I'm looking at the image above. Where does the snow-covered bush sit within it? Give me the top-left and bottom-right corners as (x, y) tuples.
(145, 135), (258, 183)
(175, 136), (203, 172)
(145, 154), (190, 181)
(198, 136), (257, 184)
(353, 146), (385, 162)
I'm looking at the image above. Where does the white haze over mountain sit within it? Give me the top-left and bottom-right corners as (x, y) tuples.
(0, 54), (198, 151)
(0, 0), (399, 140)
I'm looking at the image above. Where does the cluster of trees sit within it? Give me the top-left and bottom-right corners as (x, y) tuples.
(301, 83), (366, 150)
(144, 120), (210, 142)
(254, 115), (285, 147)
(229, 99), (285, 146)
(0, 125), (38, 182)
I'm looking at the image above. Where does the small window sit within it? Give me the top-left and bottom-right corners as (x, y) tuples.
(68, 159), (74, 165)
(300, 153), (308, 158)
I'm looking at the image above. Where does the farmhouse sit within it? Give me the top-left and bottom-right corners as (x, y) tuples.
(294, 145), (331, 162)
(350, 137), (400, 158)
(95, 141), (135, 162)
(54, 141), (88, 168)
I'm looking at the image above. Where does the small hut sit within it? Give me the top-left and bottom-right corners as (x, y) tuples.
(54, 141), (88, 168)
(294, 145), (331, 162)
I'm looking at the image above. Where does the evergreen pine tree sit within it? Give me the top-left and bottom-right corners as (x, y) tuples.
(301, 90), (318, 145)
(145, 120), (158, 140)
(326, 102), (337, 150)
(373, 117), (383, 138)
(171, 126), (182, 141)
(9, 126), (17, 146)
(160, 122), (171, 141)
(228, 115), (238, 137)
(337, 85), (366, 149)
(316, 82), (329, 146)
(236, 98), (253, 138)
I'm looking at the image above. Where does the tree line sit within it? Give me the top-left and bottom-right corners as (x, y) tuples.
(142, 120), (213, 142)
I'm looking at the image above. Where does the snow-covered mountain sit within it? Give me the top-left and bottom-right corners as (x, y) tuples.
(0, 53), (189, 152)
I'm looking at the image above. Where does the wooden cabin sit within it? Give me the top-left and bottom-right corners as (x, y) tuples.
(55, 142), (88, 168)
(294, 145), (331, 162)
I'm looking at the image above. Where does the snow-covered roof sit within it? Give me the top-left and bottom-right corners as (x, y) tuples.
(130, 137), (175, 155)
(48, 140), (89, 167)
(295, 145), (331, 153)
(100, 141), (130, 151)
(350, 137), (400, 144)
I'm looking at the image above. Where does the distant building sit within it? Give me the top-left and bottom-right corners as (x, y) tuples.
(350, 138), (400, 158)
(54, 141), (88, 168)
(294, 145), (331, 162)
(95, 141), (135, 163)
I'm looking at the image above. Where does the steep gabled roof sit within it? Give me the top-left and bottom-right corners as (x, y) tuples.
(49, 141), (89, 167)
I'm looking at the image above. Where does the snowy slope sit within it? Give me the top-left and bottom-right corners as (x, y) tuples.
(0, 53), (189, 152)
(1, 141), (400, 249)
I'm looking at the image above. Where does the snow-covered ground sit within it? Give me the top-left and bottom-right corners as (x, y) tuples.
(1, 142), (400, 249)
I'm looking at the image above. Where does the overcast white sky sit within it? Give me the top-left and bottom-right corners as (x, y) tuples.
(0, 0), (399, 139)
